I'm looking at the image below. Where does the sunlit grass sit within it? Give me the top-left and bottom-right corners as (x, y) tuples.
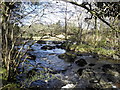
(70, 44), (116, 57)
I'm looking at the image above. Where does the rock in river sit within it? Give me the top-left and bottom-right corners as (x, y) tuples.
(48, 79), (65, 88)
(77, 68), (84, 76)
(27, 53), (36, 60)
(30, 80), (47, 88)
(36, 40), (46, 44)
(58, 52), (77, 62)
(88, 63), (95, 67)
(41, 45), (55, 50)
(52, 41), (61, 44)
(75, 59), (87, 67)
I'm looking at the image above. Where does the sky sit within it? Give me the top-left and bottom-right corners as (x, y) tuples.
(19, 0), (95, 29)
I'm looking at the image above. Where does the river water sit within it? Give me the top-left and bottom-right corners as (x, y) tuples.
(16, 40), (120, 89)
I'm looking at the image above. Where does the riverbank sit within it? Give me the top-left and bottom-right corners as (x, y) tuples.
(1, 39), (120, 89)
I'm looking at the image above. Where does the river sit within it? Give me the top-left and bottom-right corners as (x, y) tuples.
(16, 40), (120, 89)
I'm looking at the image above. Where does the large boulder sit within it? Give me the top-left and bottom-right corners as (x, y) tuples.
(75, 59), (87, 67)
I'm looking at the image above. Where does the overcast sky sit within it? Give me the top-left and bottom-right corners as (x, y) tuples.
(19, 0), (95, 29)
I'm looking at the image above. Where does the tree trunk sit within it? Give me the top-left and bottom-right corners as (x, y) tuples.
(65, 2), (68, 40)
(1, 2), (14, 81)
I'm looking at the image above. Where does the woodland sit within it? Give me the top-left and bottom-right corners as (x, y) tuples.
(0, 0), (120, 89)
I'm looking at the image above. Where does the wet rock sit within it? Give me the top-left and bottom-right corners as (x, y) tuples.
(27, 48), (34, 52)
(27, 53), (36, 60)
(60, 42), (67, 49)
(48, 53), (56, 55)
(36, 40), (46, 44)
(101, 64), (120, 84)
(48, 79), (65, 88)
(88, 63), (95, 67)
(61, 84), (75, 88)
(77, 68), (84, 76)
(74, 78), (90, 88)
(112, 64), (120, 73)
(105, 74), (120, 83)
(76, 52), (83, 56)
(52, 41), (61, 44)
(41, 45), (55, 50)
(30, 80), (47, 88)
(58, 54), (66, 59)
(106, 75), (118, 83)
(86, 85), (97, 90)
(102, 64), (112, 72)
(50, 68), (67, 74)
(92, 53), (99, 59)
(75, 59), (87, 67)
(79, 53), (91, 56)
(56, 44), (62, 48)
(58, 52), (77, 62)
(89, 78), (99, 83)
(65, 57), (76, 62)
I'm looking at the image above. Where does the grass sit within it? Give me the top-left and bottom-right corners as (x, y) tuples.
(0, 83), (20, 90)
(0, 67), (21, 90)
(70, 44), (116, 57)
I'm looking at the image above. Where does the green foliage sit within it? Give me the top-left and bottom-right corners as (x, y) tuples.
(70, 43), (116, 57)
(0, 67), (6, 75)
(0, 67), (7, 81)
(93, 47), (115, 56)
(21, 22), (63, 38)
(70, 44), (93, 52)
(1, 83), (20, 90)
(96, 2), (120, 19)
(97, 39), (107, 47)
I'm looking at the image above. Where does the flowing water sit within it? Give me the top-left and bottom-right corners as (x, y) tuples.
(16, 40), (120, 89)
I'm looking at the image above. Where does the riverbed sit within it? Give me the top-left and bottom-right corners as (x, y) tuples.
(16, 40), (120, 89)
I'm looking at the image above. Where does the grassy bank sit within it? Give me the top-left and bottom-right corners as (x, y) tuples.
(69, 43), (119, 60)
